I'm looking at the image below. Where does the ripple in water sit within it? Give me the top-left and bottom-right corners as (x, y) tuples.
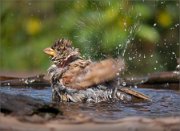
(0, 86), (180, 119)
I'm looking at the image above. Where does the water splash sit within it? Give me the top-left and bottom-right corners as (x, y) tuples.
(122, 22), (140, 57)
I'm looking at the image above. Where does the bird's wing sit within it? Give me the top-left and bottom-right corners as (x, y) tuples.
(62, 58), (125, 89)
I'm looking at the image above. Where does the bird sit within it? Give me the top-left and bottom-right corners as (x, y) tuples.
(44, 38), (150, 103)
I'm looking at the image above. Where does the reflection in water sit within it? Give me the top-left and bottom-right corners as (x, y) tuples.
(0, 86), (180, 119)
(0, 86), (52, 102)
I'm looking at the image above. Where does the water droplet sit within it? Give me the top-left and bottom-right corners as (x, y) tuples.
(150, 54), (153, 58)
(122, 82), (126, 86)
(165, 83), (169, 87)
(154, 67), (157, 70)
(134, 85), (138, 88)
(170, 27), (174, 30)
(153, 23), (157, 27)
(176, 65), (180, 71)
(175, 24), (179, 27)
(126, 40), (130, 44)
(156, 60), (158, 63)
(129, 57), (132, 60)
(160, 65), (163, 68)
(130, 30), (132, 34)
(143, 54), (146, 58)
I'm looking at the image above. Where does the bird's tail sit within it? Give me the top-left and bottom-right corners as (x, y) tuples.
(116, 87), (151, 101)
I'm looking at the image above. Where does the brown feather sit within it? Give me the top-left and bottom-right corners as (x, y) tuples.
(62, 58), (125, 89)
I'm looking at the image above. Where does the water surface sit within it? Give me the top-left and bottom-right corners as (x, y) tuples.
(0, 86), (180, 119)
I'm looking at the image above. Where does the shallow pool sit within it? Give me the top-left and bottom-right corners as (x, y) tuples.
(0, 86), (180, 120)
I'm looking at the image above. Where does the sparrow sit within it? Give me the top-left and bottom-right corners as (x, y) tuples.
(44, 38), (150, 103)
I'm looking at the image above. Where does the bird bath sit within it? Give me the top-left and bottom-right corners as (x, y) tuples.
(0, 85), (180, 120)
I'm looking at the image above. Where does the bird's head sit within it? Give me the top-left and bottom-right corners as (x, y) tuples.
(44, 38), (80, 67)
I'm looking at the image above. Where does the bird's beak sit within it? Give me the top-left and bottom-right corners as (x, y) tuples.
(43, 47), (56, 57)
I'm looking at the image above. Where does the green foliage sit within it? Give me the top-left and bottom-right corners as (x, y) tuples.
(0, 0), (179, 75)
(137, 25), (160, 43)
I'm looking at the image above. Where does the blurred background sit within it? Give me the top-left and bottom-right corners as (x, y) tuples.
(0, 0), (179, 76)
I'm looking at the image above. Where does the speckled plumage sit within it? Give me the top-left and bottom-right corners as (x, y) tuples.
(47, 63), (132, 102)
(44, 38), (149, 103)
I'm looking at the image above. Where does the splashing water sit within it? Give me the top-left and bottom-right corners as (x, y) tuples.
(122, 22), (140, 57)
(63, 1), (179, 75)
